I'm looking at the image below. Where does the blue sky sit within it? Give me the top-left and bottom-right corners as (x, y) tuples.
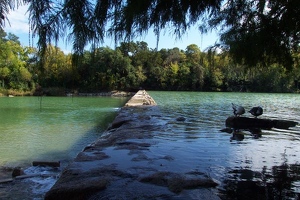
(4, 5), (219, 53)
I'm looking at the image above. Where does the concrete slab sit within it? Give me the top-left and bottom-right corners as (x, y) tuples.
(125, 90), (156, 106)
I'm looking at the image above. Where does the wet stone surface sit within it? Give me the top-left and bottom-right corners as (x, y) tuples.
(0, 165), (62, 200)
(45, 91), (220, 200)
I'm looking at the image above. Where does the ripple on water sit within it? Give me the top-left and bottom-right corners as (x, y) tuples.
(149, 91), (300, 199)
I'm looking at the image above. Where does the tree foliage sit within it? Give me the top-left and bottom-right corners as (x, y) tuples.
(1, 0), (299, 68)
(0, 29), (35, 90)
(205, 0), (300, 68)
(0, 27), (299, 94)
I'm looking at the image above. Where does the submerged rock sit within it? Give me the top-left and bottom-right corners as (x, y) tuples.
(12, 167), (25, 177)
(176, 116), (186, 121)
(139, 171), (218, 193)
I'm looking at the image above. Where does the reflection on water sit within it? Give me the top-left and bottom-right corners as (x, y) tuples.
(220, 163), (300, 200)
(149, 91), (300, 199)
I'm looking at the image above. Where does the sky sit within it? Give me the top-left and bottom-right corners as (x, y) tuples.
(3, 5), (219, 54)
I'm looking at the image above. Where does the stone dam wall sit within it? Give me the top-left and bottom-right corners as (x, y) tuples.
(45, 90), (220, 200)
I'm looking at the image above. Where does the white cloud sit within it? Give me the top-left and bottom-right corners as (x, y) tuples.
(4, 5), (29, 34)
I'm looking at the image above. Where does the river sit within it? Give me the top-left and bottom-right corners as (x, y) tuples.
(1, 92), (300, 199)
(0, 96), (129, 167)
(149, 91), (300, 199)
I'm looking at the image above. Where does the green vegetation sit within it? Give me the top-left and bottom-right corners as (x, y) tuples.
(1, 30), (299, 95)
(1, 1), (299, 95)
(2, 0), (299, 69)
(0, 30), (36, 95)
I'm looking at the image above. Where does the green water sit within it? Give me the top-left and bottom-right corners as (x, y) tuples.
(0, 96), (128, 167)
(1, 92), (300, 199)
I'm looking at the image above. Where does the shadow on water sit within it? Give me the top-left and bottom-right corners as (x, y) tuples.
(0, 97), (126, 165)
(25, 97), (129, 165)
(33, 109), (119, 163)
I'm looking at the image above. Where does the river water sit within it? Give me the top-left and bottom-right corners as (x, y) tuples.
(149, 91), (300, 199)
(0, 96), (128, 167)
(1, 92), (300, 199)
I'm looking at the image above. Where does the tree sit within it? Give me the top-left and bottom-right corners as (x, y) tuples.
(205, 0), (300, 68)
(0, 0), (21, 28)
(3, 1), (299, 69)
(2, 0), (221, 55)
(0, 30), (33, 90)
(83, 46), (139, 90)
(38, 45), (74, 88)
(185, 44), (204, 90)
(141, 50), (165, 89)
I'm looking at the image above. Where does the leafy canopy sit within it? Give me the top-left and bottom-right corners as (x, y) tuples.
(1, 0), (299, 68)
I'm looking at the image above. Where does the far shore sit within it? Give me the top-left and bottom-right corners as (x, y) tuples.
(0, 87), (136, 97)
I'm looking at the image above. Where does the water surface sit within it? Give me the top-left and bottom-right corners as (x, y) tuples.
(1, 92), (300, 199)
(148, 91), (300, 199)
(0, 96), (128, 167)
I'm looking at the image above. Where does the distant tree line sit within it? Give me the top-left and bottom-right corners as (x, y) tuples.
(1, 0), (300, 95)
(1, 30), (300, 95)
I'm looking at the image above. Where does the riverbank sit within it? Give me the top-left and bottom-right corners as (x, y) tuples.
(0, 87), (135, 97)
(45, 90), (220, 200)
